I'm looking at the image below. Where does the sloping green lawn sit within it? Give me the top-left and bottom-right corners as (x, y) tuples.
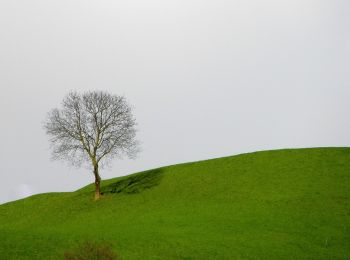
(0, 148), (349, 259)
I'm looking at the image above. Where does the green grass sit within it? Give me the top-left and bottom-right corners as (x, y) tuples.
(1, 147), (350, 259)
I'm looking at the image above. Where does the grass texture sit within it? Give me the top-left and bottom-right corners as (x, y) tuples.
(0, 147), (349, 259)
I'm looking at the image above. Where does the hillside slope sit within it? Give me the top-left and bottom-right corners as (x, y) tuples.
(0, 148), (349, 259)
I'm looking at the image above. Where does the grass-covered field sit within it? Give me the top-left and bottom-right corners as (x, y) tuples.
(0, 148), (349, 259)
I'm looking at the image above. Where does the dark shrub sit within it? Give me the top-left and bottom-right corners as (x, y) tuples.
(64, 241), (117, 260)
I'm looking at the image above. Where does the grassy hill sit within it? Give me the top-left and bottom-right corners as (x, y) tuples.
(0, 148), (349, 259)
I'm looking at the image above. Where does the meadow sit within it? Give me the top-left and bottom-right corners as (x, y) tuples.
(0, 148), (349, 259)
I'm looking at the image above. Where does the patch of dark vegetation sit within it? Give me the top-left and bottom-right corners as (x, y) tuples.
(64, 241), (117, 260)
(102, 168), (164, 195)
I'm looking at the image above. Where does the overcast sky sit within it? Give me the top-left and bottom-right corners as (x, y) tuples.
(0, 0), (349, 204)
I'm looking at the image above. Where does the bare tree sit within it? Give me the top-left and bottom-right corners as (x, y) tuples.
(44, 91), (139, 200)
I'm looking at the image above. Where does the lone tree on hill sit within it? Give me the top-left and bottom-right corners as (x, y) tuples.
(44, 91), (139, 200)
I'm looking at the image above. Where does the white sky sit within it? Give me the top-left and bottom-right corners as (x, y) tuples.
(0, 0), (349, 204)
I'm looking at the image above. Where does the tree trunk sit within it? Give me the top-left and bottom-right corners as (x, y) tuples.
(93, 163), (101, 201)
